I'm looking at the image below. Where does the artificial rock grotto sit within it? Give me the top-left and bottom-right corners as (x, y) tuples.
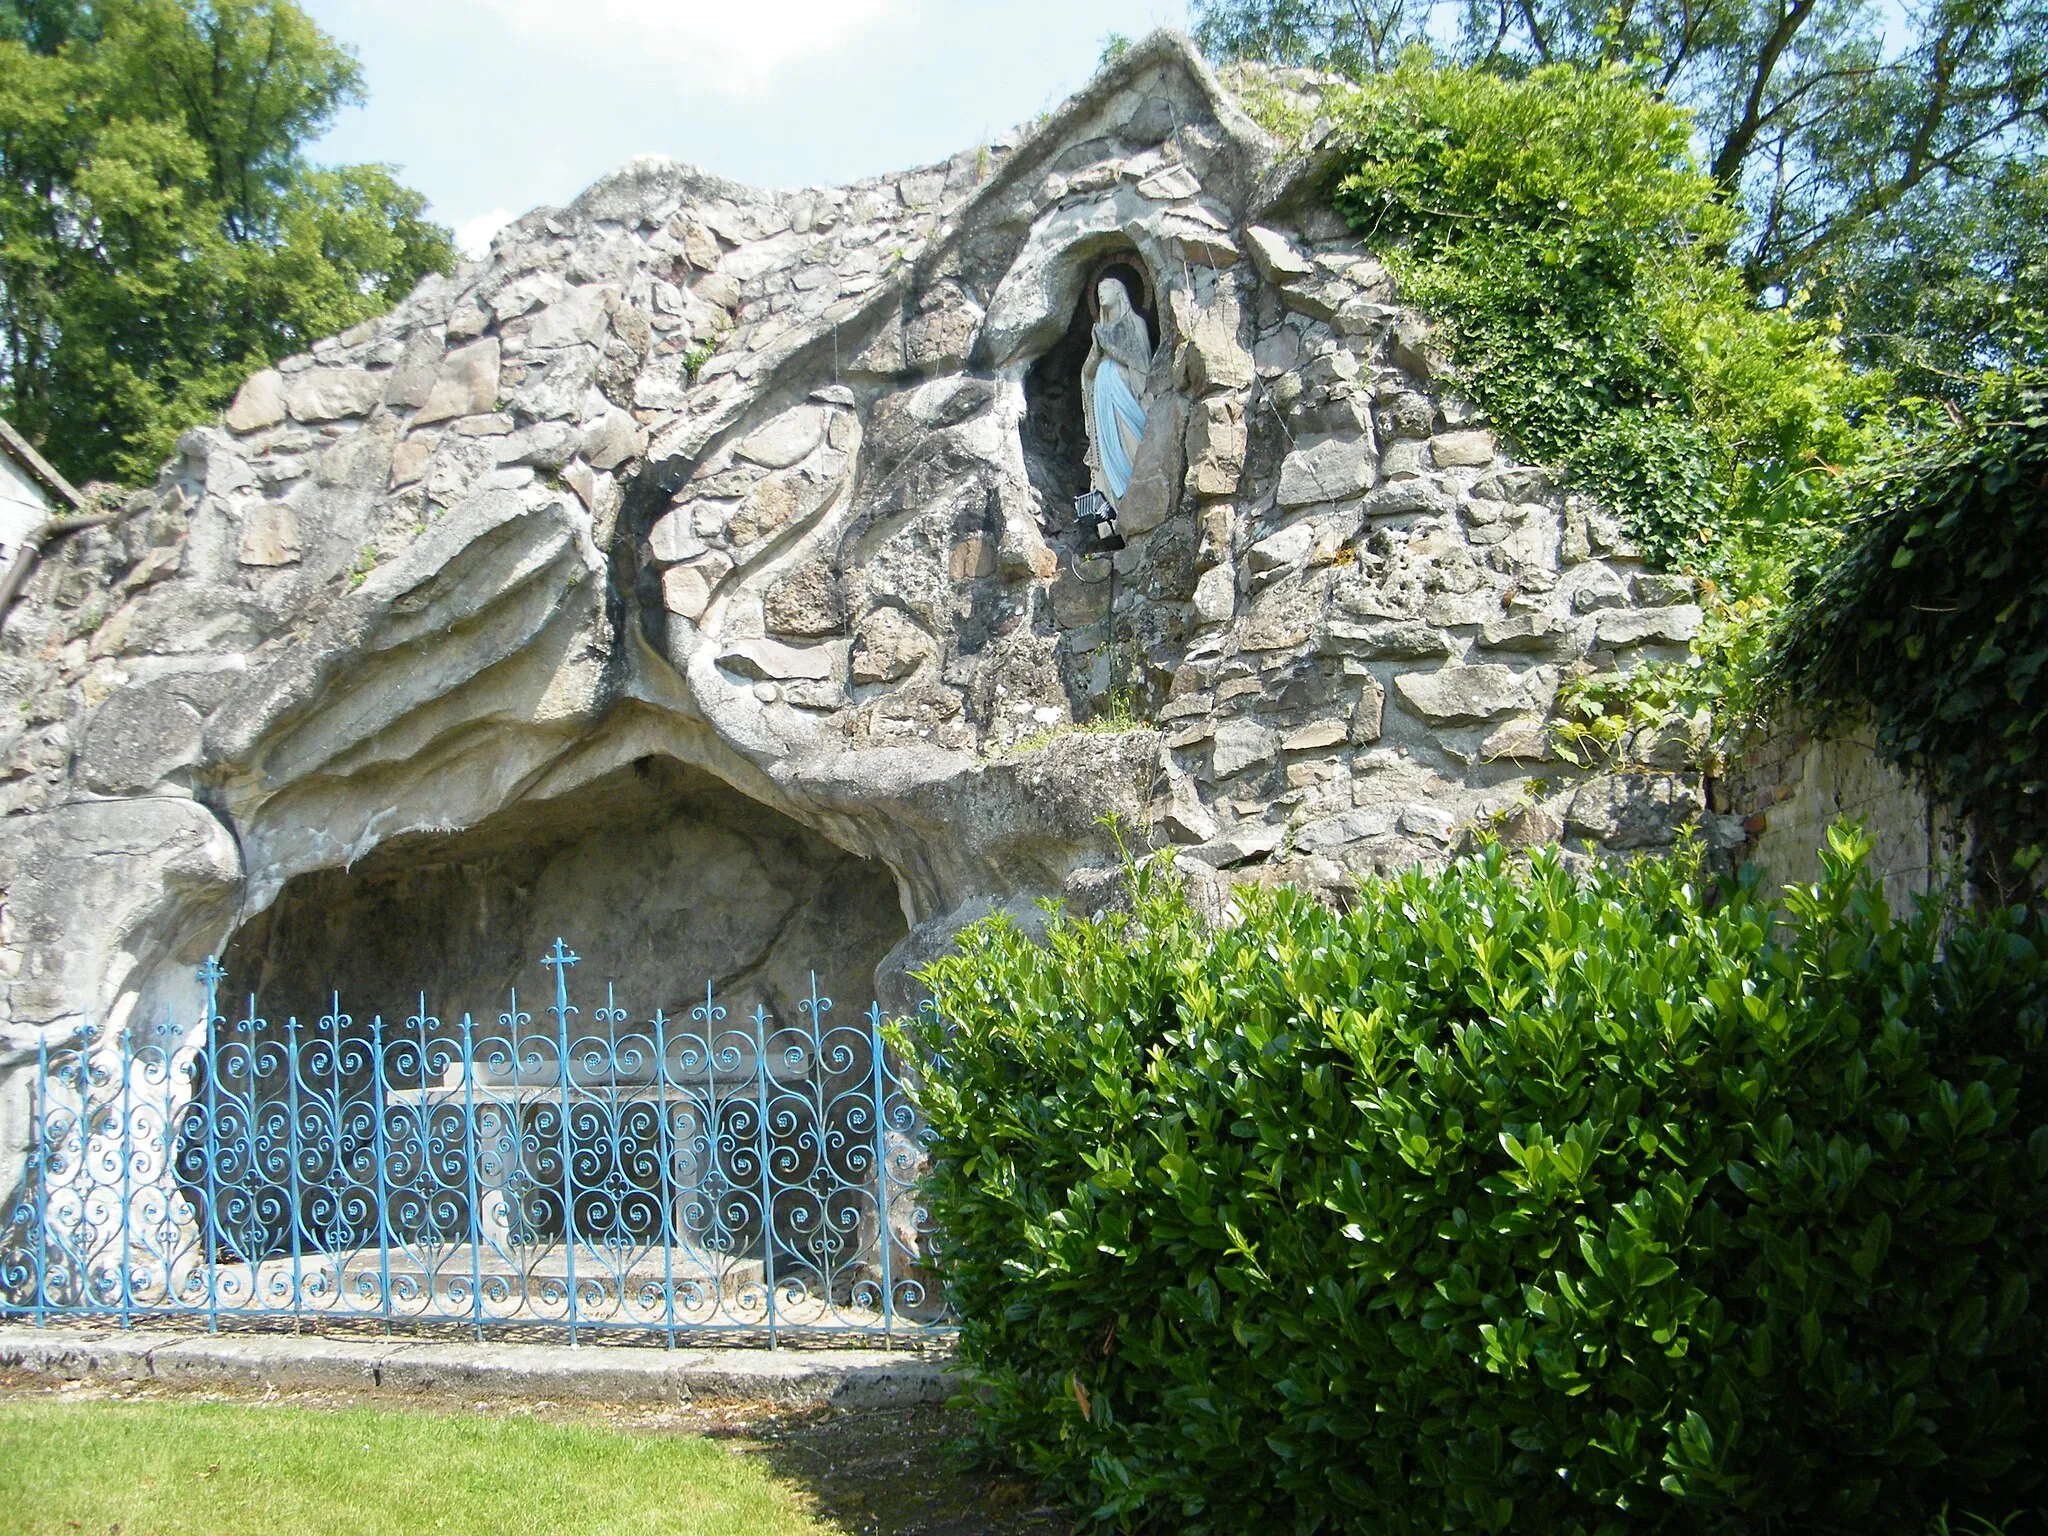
(0, 34), (1729, 1205)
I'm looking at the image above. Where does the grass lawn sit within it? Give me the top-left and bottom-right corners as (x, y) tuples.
(0, 1398), (834, 1535)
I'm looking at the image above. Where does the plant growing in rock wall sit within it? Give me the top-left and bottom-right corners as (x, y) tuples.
(1316, 58), (1878, 582)
(1545, 595), (1777, 768)
(1765, 374), (2048, 899)
(901, 829), (2048, 1534)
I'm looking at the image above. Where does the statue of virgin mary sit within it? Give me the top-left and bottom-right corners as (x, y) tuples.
(1082, 276), (1152, 505)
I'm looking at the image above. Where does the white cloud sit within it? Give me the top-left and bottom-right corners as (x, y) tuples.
(455, 207), (515, 258)
(460, 0), (900, 91)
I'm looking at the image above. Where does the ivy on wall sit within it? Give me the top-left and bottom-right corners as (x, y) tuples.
(1310, 58), (1877, 579)
(1765, 377), (2048, 897)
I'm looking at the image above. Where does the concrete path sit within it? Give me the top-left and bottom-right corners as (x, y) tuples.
(0, 1326), (956, 1409)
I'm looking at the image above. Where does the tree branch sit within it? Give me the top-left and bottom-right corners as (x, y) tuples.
(1709, 0), (1823, 188)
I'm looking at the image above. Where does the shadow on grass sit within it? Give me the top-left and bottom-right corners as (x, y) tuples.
(716, 1404), (1072, 1536)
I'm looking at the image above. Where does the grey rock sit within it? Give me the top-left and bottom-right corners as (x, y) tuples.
(581, 408), (640, 471)
(1244, 226), (1315, 283)
(1181, 822), (1285, 867)
(1135, 164), (1200, 200)
(1390, 319), (1435, 378)
(238, 505), (302, 567)
(1277, 434), (1376, 508)
(1361, 481), (1455, 519)
(764, 560), (847, 637)
(1351, 677), (1386, 743)
(224, 370), (287, 433)
(905, 301), (982, 373)
(1478, 611), (1573, 653)
(79, 680), (209, 793)
(1185, 395), (1246, 499)
(1160, 785), (1218, 845)
(737, 406), (829, 469)
(501, 420), (580, 471)
(1211, 719), (1279, 777)
(1401, 804), (1457, 842)
(1294, 808), (1397, 854)
(662, 561), (719, 619)
(1565, 773), (1704, 848)
(1430, 430), (1495, 468)
(1594, 605), (1703, 648)
(285, 367), (380, 424)
(1282, 720), (1347, 751)
(1480, 716), (1555, 762)
(1394, 664), (1525, 724)
(1178, 311), (1253, 394)
(1320, 620), (1450, 660)
(1250, 522), (1316, 573)
(851, 608), (935, 684)
(1470, 467), (1553, 502)
(648, 509), (708, 564)
(719, 636), (842, 683)
(1633, 572), (1697, 606)
(1192, 564), (1236, 625)
(1568, 564), (1631, 613)
(414, 339), (502, 425)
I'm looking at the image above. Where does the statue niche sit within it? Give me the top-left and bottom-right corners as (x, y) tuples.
(1082, 269), (1156, 508)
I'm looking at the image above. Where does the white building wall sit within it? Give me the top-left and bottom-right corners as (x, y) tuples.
(0, 450), (51, 564)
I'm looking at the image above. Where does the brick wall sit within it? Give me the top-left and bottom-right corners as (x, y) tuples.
(1714, 722), (1964, 909)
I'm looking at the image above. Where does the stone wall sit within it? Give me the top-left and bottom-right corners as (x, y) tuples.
(1716, 725), (1963, 909)
(0, 34), (1717, 1210)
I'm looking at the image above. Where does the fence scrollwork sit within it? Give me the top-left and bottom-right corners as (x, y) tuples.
(1, 943), (951, 1345)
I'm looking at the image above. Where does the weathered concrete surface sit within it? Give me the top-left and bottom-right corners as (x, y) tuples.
(0, 1327), (955, 1407)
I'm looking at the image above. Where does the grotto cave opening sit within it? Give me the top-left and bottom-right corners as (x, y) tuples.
(177, 756), (909, 1263)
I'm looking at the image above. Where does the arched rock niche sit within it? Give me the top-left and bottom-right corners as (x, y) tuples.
(217, 756), (908, 1030)
(1020, 249), (1160, 526)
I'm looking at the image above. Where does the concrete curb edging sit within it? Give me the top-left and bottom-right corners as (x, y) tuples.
(0, 1327), (959, 1409)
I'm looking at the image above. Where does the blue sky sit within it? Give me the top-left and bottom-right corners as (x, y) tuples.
(299, 0), (1195, 255)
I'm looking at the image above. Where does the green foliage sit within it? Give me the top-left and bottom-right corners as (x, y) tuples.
(0, 0), (454, 484)
(1764, 375), (2048, 897)
(1195, 0), (1417, 75)
(904, 829), (2048, 1533)
(1322, 59), (1878, 573)
(1832, 160), (2048, 404)
(1196, 0), (2048, 350)
(1098, 31), (1133, 67)
(1545, 591), (1780, 765)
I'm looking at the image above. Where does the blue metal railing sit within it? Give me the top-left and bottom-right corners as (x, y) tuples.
(1, 942), (949, 1345)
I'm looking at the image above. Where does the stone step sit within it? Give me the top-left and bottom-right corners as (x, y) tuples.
(0, 1325), (956, 1408)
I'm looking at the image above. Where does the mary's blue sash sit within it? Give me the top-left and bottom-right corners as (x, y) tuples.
(1093, 360), (1147, 500)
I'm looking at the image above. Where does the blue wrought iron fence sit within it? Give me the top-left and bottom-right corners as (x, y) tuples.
(2, 941), (950, 1345)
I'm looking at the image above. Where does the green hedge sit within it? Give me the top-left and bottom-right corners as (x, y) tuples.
(903, 829), (2048, 1533)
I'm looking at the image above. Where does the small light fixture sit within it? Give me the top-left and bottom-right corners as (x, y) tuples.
(1072, 490), (1125, 553)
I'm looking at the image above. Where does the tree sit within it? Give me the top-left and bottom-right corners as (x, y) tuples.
(0, 0), (89, 51)
(1193, 0), (1423, 74)
(1193, 0), (2048, 376)
(0, 0), (453, 485)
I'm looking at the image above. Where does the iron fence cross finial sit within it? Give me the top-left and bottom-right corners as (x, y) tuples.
(196, 955), (226, 1024)
(542, 938), (579, 1032)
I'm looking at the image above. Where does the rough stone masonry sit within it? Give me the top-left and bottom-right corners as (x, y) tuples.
(0, 33), (1728, 1203)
